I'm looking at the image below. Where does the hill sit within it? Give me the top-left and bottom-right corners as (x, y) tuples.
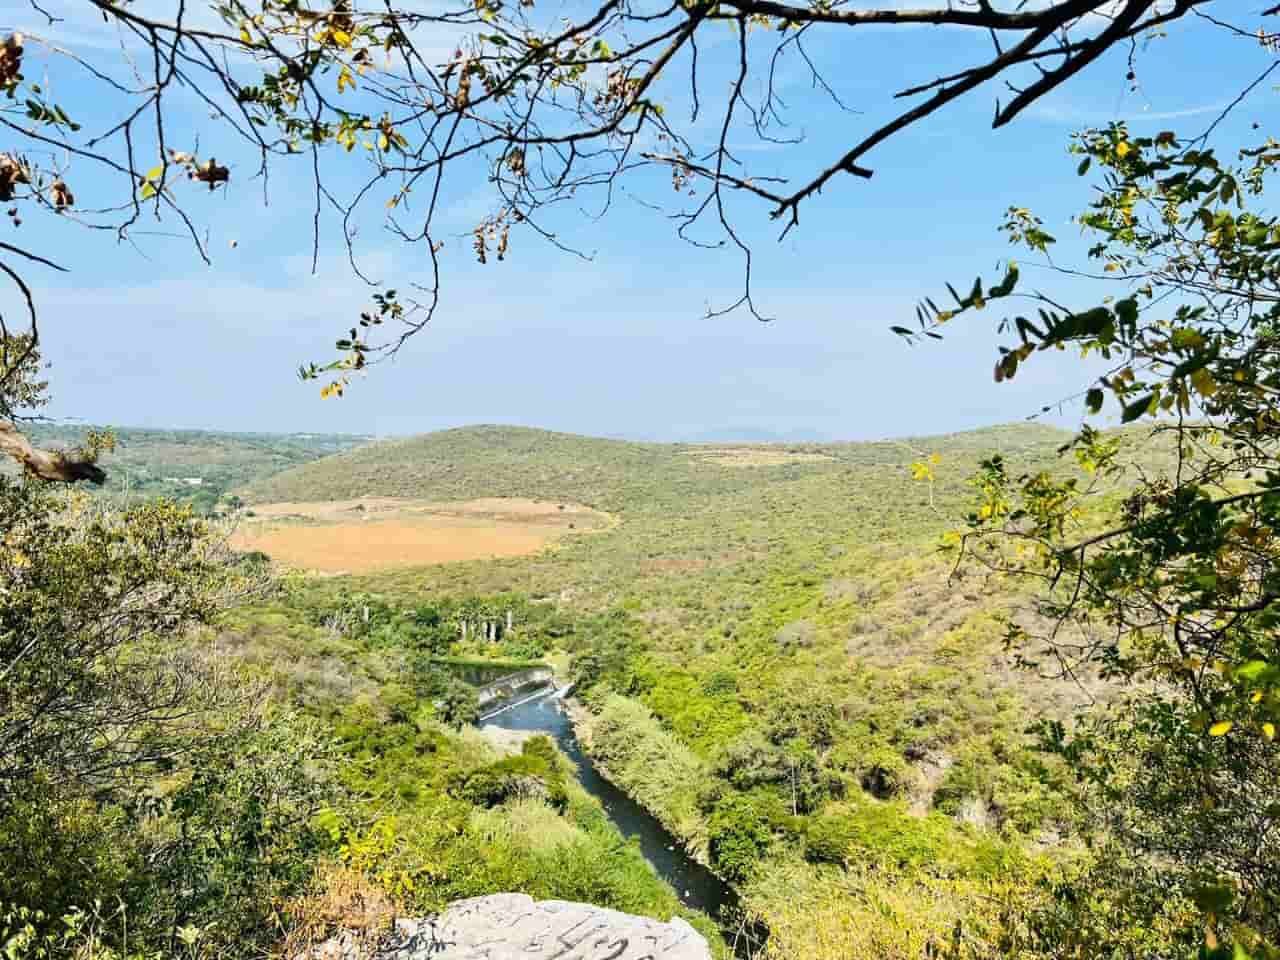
(239, 421), (1073, 515)
(3, 424), (371, 512)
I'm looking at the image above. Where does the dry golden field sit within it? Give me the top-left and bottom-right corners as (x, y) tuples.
(685, 447), (835, 467)
(229, 496), (609, 573)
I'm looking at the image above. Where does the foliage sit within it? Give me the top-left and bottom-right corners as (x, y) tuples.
(0, 423), (340, 959)
(0, 478), (246, 799)
(918, 123), (1280, 952)
(0, 415), (1162, 958)
(747, 859), (1045, 960)
(118, 711), (336, 958)
(233, 421), (1113, 955)
(707, 794), (772, 882)
(0, 2), (1226, 387)
(448, 736), (568, 809)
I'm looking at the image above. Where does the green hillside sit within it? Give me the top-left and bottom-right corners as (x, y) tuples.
(4, 424), (370, 512)
(6, 418), (1204, 959)
(240, 421), (1072, 513)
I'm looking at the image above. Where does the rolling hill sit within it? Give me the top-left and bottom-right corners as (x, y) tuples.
(238, 421), (1074, 515)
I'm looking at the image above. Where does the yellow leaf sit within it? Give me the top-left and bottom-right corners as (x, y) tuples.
(1191, 366), (1218, 398)
(378, 133), (389, 151)
(1263, 722), (1276, 741)
(929, 453), (941, 465)
(1209, 720), (1233, 737)
(239, 24), (252, 44)
(332, 29), (352, 47)
(1251, 691), (1263, 704)
(1116, 141), (1131, 158)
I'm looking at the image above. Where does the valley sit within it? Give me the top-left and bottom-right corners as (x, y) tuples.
(210, 421), (1108, 957)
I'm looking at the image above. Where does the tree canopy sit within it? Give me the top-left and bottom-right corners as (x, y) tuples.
(905, 120), (1280, 956)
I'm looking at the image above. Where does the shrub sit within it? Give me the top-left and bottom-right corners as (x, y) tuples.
(803, 813), (859, 865)
(708, 794), (772, 881)
(447, 738), (568, 811)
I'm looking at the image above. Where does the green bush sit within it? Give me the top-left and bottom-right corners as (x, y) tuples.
(707, 794), (771, 881)
(447, 738), (568, 811)
(803, 813), (859, 865)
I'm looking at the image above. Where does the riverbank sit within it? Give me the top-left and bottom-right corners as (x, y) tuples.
(567, 692), (715, 864)
(565, 697), (718, 873)
(477, 690), (742, 928)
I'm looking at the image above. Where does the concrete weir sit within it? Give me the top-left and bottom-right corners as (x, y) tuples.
(473, 667), (554, 709)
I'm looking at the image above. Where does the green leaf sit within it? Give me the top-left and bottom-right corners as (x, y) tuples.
(1077, 157), (1091, 176)
(1120, 393), (1154, 423)
(1114, 298), (1138, 334)
(1235, 660), (1268, 681)
(990, 263), (1019, 297)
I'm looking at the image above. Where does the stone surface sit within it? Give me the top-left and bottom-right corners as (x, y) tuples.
(310, 895), (713, 960)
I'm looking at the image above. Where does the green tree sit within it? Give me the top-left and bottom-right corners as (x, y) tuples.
(707, 793), (772, 882)
(0, 479), (246, 801)
(919, 122), (1280, 955)
(0, 327), (332, 960)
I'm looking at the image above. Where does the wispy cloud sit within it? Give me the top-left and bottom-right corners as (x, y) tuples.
(1027, 99), (1230, 126)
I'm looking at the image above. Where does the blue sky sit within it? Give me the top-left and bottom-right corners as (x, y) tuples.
(3, 2), (1274, 441)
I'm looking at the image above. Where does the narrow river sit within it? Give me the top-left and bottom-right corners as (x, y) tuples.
(480, 688), (764, 955)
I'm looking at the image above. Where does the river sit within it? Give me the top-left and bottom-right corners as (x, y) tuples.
(480, 687), (764, 955)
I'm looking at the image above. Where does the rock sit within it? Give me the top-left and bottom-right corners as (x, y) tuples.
(307, 894), (712, 960)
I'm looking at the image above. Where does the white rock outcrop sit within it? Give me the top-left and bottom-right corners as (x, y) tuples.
(310, 893), (713, 960)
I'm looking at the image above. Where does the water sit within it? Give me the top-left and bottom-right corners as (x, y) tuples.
(480, 689), (751, 935)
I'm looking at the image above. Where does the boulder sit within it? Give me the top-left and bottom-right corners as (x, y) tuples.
(307, 894), (712, 960)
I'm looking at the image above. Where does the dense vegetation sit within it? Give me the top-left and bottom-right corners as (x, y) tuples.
(232, 421), (1124, 956)
(3, 404), (1274, 958)
(1, 425), (368, 513)
(0, 472), (725, 959)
